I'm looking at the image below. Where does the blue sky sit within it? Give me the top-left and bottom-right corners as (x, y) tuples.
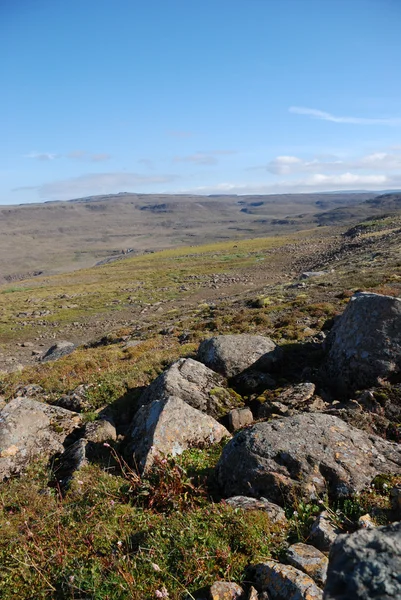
(1, 0), (401, 204)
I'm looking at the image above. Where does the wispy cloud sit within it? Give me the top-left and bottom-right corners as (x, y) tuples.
(174, 150), (236, 166)
(289, 106), (401, 126)
(66, 150), (111, 161)
(174, 153), (218, 166)
(13, 172), (179, 200)
(24, 152), (59, 161)
(167, 130), (194, 138)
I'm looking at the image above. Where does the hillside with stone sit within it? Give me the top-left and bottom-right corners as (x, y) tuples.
(0, 203), (400, 599)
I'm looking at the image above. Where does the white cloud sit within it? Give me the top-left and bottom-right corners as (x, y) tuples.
(266, 150), (401, 175)
(14, 172), (179, 200)
(174, 153), (218, 166)
(24, 152), (59, 160)
(174, 150), (236, 166)
(182, 172), (401, 196)
(290, 106), (401, 126)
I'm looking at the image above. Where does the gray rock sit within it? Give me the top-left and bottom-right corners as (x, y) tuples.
(228, 407), (254, 432)
(13, 384), (44, 398)
(390, 485), (401, 519)
(197, 335), (280, 378)
(0, 397), (81, 480)
(210, 581), (244, 600)
(324, 292), (401, 395)
(83, 419), (116, 443)
(286, 543), (328, 587)
(323, 521), (401, 600)
(225, 496), (287, 525)
(216, 414), (401, 505)
(310, 512), (341, 551)
(42, 340), (76, 362)
(55, 384), (94, 412)
(138, 358), (242, 420)
(126, 395), (230, 473)
(250, 561), (323, 599)
(258, 383), (316, 418)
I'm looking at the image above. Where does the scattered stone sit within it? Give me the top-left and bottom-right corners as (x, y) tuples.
(13, 383), (44, 398)
(216, 414), (401, 505)
(324, 292), (401, 396)
(228, 407), (253, 432)
(55, 384), (94, 412)
(310, 512), (341, 551)
(225, 496), (287, 525)
(126, 395), (230, 473)
(301, 271), (328, 279)
(258, 383), (316, 418)
(210, 581), (244, 600)
(138, 358), (242, 420)
(324, 521), (401, 600)
(42, 340), (76, 362)
(197, 335), (280, 378)
(250, 561), (323, 599)
(0, 398), (81, 480)
(286, 543), (328, 587)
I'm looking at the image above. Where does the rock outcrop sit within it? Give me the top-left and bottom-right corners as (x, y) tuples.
(42, 340), (76, 362)
(324, 292), (401, 395)
(0, 397), (81, 480)
(126, 395), (230, 473)
(216, 414), (401, 504)
(324, 521), (401, 599)
(286, 543), (328, 587)
(138, 358), (242, 419)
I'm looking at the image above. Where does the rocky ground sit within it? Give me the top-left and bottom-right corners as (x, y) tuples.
(0, 212), (400, 599)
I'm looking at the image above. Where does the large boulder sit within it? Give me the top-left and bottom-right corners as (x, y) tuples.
(323, 521), (401, 600)
(324, 292), (401, 395)
(197, 334), (280, 378)
(138, 358), (242, 420)
(0, 398), (81, 480)
(126, 395), (230, 473)
(216, 413), (401, 504)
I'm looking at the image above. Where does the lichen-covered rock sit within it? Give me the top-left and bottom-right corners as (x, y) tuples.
(0, 397), (81, 480)
(286, 543), (328, 587)
(216, 414), (401, 504)
(228, 407), (253, 432)
(250, 561), (323, 599)
(126, 395), (230, 473)
(138, 358), (242, 420)
(323, 521), (401, 600)
(310, 512), (341, 551)
(324, 292), (401, 395)
(210, 581), (244, 600)
(197, 335), (280, 378)
(225, 496), (287, 525)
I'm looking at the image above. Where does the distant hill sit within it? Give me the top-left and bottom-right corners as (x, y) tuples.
(0, 191), (394, 283)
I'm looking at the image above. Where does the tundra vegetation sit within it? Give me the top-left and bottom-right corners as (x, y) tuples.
(0, 204), (400, 599)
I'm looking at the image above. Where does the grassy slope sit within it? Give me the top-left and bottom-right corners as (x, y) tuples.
(0, 216), (401, 598)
